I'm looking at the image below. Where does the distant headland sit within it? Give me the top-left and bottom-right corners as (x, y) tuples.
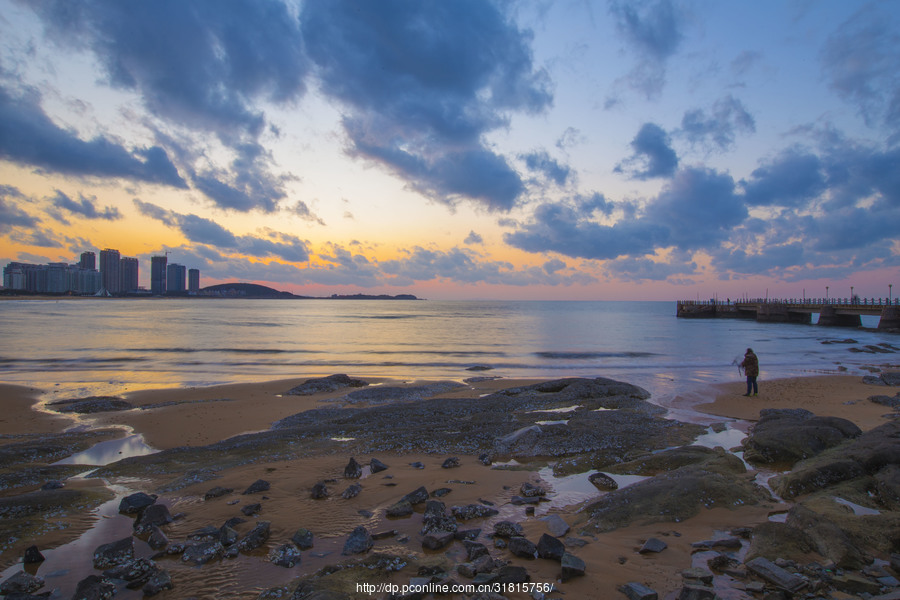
(198, 283), (421, 300)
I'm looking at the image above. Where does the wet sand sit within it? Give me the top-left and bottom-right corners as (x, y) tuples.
(0, 373), (895, 598)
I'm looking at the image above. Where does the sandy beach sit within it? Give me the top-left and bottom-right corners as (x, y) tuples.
(1, 372), (898, 599)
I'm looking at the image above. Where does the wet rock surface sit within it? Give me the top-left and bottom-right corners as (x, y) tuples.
(284, 374), (369, 396)
(742, 408), (862, 466)
(47, 396), (132, 414)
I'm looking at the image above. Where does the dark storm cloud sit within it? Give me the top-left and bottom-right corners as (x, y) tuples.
(133, 199), (310, 262)
(616, 122), (678, 179)
(821, 4), (900, 134)
(680, 95), (756, 151)
(608, 0), (686, 99)
(0, 186), (39, 233)
(521, 150), (571, 186)
(0, 86), (186, 187)
(50, 190), (121, 221)
(27, 0), (308, 140)
(740, 148), (827, 208)
(300, 0), (552, 211)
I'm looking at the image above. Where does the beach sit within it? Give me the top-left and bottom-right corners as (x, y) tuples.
(1, 370), (899, 599)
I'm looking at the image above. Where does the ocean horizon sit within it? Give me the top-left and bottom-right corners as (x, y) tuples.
(1, 298), (894, 402)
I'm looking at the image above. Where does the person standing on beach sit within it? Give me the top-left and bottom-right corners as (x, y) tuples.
(741, 348), (759, 397)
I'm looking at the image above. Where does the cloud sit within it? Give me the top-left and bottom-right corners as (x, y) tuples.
(0, 85), (187, 187)
(300, 0), (552, 211)
(740, 148), (826, 207)
(608, 0), (686, 99)
(50, 190), (121, 221)
(680, 95), (756, 151)
(0, 186), (39, 233)
(28, 0), (309, 141)
(730, 50), (762, 77)
(133, 199), (310, 262)
(521, 150), (571, 186)
(821, 4), (900, 134)
(616, 122), (678, 179)
(289, 200), (326, 226)
(464, 231), (484, 245)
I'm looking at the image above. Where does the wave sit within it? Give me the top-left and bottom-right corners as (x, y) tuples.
(535, 351), (659, 360)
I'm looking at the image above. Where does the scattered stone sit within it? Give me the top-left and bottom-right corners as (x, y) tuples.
(588, 471), (619, 490)
(537, 533), (565, 561)
(618, 581), (657, 600)
(507, 536), (537, 559)
(343, 526), (373, 555)
(142, 569), (173, 596)
(520, 482), (546, 497)
(372, 529), (397, 540)
(102, 556), (158, 586)
(442, 457), (460, 469)
(422, 531), (455, 550)
(269, 543), (302, 567)
(22, 545), (45, 564)
(204, 486), (233, 500)
(677, 583), (716, 600)
(134, 503), (173, 534)
(118, 491), (157, 514)
(493, 521), (524, 538)
(409, 461), (425, 469)
(386, 500), (413, 517)
(639, 538), (668, 554)
(560, 552), (586, 582)
(341, 483), (362, 499)
(238, 521), (271, 552)
(541, 514), (570, 537)
(181, 541), (224, 565)
(431, 487), (452, 497)
(0, 571), (44, 595)
(50, 396), (132, 413)
(451, 504), (499, 521)
(831, 573), (882, 595)
(284, 374), (369, 395)
(745, 556), (807, 593)
(344, 457), (362, 478)
(370, 458), (389, 473)
(71, 575), (116, 600)
(93, 537), (134, 569)
(310, 482), (329, 499)
(241, 503), (262, 516)
(147, 525), (169, 550)
(219, 525), (238, 547)
(681, 567), (714, 585)
(242, 479), (270, 494)
(401, 486), (429, 505)
(691, 537), (741, 550)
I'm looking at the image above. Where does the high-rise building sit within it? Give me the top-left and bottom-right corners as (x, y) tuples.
(188, 268), (200, 294)
(151, 255), (167, 296)
(120, 257), (139, 293)
(99, 248), (121, 294)
(166, 263), (186, 294)
(79, 251), (96, 270)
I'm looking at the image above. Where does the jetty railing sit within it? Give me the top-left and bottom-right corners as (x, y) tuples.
(676, 298), (900, 330)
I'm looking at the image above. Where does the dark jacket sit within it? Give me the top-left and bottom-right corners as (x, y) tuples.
(741, 351), (759, 377)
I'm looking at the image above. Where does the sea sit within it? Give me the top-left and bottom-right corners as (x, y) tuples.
(1, 298), (895, 402)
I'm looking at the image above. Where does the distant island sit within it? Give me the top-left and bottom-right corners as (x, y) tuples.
(200, 283), (421, 300)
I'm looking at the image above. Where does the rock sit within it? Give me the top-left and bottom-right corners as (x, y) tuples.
(242, 479), (271, 494)
(118, 491), (157, 514)
(142, 569), (173, 596)
(431, 487), (452, 497)
(422, 500), (457, 535)
(537, 533), (565, 561)
(507, 536), (537, 558)
(310, 482), (329, 499)
(519, 482), (546, 497)
(370, 458), (389, 473)
(422, 531), (455, 550)
(691, 537), (741, 550)
(541, 514), (570, 536)
(588, 472), (619, 490)
(49, 396), (132, 413)
(0, 571), (44, 595)
(238, 521), (271, 552)
(409, 461), (425, 469)
(181, 541), (224, 565)
(93, 537), (134, 569)
(831, 573), (882, 595)
(464, 540), (489, 560)
(41, 479), (65, 490)
(343, 381), (465, 404)
(496, 565), (530, 583)
(344, 457), (362, 478)
(681, 568), (714, 585)
(618, 582), (657, 600)
(451, 504), (499, 521)
(458, 554), (496, 578)
(292, 528), (314, 549)
(269, 543), (302, 567)
(742, 409), (861, 466)
(341, 483), (362, 499)
(493, 521), (524, 538)
(677, 584), (716, 600)
(639, 538), (668, 553)
(70, 575), (116, 600)
(883, 372), (900, 386)
(786, 504), (867, 569)
(560, 552), (586, 582)
(204, 486), (233, 499)
(745, 556), (807, 593)
(147, 525), (169, 550)
(401, 486), (429, 505)
(102, 557), (158, 586)
(134, 503), (173, 534)
(442, 457), (460, 469)
(285, 374), (369, 395)
(386, 499), (413, 517)
(241, 503), (262, 516)
(219, 525), (238, 547)
(343, 526), (373, 555)
(23, 545), (45, 564)
(188, 525), (220, 543)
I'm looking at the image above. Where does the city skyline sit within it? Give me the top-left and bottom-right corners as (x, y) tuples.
(1, 1), (898, 300)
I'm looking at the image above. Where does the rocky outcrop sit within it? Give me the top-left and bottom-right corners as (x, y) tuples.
(284, 374), (369, 395)
(48, 396), (132, 413)
(742, 408), (861, 466)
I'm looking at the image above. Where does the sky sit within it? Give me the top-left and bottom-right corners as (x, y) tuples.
(1, 0), (898, 301)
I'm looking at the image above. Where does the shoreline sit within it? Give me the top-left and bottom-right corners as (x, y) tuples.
(1, 371), (898, 598)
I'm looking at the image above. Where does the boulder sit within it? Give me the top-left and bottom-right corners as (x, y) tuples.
(241, 503), (262, 516)
(23, 545), (45, 564)
(493, 521), (524, 538)
(343, 526), (373, 555)
(441, 457), (460, 469)
(618, 582), (657, 600)
(0, 571), (44, 595)
(370, 458), (389, 473)
(745, 556), (807, 593)
(181, 541), (224, 565)
(507, 536), (537, 558)
(422, 531), (455, 550)
(401, 486), (429, 505)
(639, 538), (668, 553)
(70, 575), (116, 600)
(147, 526), (169, 550)
(742, 409), (861, 466)
(102, 556), (158, 587)
(50, 396), (132, 414)
(451, 504), (499, 521)
(385, 500), (413, 518)
(541, 514), (570, 536)
(344, 457), (362, 478)
(588, 472), (618, 490)
(142, 569), (173, 596)
(310, 482), (329, 499)
(341, 483), (362, 499)
(118, 491), (157, 514)
(422, 500), (457, 534)
(269, 543), (302, 567)
(238, 521), (271, 552)
(536, 533), (565, 561)
(560, 552), (586, 582)
(203, 486), (233, 500)
(284, 374), (369, 395)
(93, 537), (134, 569)
(242, 479), (270, 494)
(134, 503), (173, 534)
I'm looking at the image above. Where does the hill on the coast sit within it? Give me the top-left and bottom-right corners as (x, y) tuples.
(200, 283), (420, 300)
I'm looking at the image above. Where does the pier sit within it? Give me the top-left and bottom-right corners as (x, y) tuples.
(677, 298), (900, 330)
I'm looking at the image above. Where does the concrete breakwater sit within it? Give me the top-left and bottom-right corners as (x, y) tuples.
(677, 299), (900, 330)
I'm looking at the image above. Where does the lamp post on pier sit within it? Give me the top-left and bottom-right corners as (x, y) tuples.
(890, 284), (893, 303)
(826, 286), (829, 302)
(851, 286), (854, 304)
